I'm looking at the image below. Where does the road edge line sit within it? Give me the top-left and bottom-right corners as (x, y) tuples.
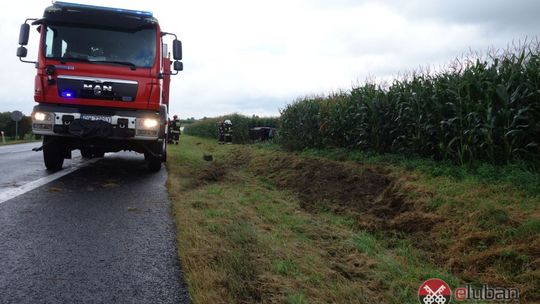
(0, 158), (100, 205)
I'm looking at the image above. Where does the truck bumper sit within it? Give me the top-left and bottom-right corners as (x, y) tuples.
(31, 104), (165, 141)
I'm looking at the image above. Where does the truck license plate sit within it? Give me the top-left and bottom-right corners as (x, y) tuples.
(80, 114), (112, 123)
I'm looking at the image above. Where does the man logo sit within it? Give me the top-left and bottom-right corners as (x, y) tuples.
(418, 278), (451, 304)
(83, 84), (112, 96)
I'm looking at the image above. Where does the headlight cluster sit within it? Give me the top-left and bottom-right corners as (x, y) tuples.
(137, 118), (159, 130)
(32, 111), (54, 131)
(143, 118), (159, 129)
(136, 117), (160, 137)
(33, 111), (53, 122)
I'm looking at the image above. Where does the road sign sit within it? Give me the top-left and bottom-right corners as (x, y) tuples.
(11, 111), (23, 122)
(10, 110), (24, 139)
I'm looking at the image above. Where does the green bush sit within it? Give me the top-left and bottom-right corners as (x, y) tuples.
(279, 42), (540, 167)
(184, 113), (279, 144)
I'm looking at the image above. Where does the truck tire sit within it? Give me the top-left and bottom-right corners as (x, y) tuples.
(43, 136), (65, 171)
(162, 144), (167, 162)
(146, 140), (165, 172)
(80, 148), (93, 158)
(147, 155), (161, 172)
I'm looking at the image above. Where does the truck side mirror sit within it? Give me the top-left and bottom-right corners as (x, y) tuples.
(19, 23), (30, 45)
(173, 39), (182, 60)
(173, 61), (183, 71)
(16, 19), (38, 65)
(16, 46), (28, 58)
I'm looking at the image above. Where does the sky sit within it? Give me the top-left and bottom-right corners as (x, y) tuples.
(0, 0), (539, 118)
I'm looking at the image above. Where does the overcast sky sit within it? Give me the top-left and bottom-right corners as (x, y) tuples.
(0, 0), (539, 118)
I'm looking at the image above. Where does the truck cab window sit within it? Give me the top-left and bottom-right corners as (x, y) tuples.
(61, 40), (67, 57)
(44, 24), (157, 68)
(45, 27), (54, 57)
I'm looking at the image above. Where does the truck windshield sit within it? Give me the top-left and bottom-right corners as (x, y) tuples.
(44, 24), (156, 68)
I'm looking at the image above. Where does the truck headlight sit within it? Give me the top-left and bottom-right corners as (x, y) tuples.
(32, 111), (53, 131)
(136, 117), (160, 137)
(142, 118), (159, 129)
(33, 111), (52, 122)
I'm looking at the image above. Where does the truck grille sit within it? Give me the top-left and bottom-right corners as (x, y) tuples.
(57, 75), (138, 102)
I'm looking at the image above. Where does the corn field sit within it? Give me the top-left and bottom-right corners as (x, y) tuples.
(280, 41), (540, 166)
(184, 113), (279, 144)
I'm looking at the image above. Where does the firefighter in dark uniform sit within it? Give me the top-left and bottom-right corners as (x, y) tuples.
(218, 120), (225, 144)
(167, 118), (173, 144)
(169, 115), (181, 144)
(218, 119), (233, 144)
(224, 119), (233, 144)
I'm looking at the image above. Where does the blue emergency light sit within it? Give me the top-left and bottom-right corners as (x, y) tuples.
(61, 90), (74, 98)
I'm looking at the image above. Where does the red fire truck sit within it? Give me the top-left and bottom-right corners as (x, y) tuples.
(16, 1), (182, 171)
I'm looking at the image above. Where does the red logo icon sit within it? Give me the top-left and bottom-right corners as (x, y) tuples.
(418, 278), (452, 304)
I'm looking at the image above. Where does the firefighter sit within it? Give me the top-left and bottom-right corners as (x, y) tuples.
(169, 115), (181, 144)
(218, 120), (225, 144)
(224, 119), (233, 144)
(167, 118), (173, 144)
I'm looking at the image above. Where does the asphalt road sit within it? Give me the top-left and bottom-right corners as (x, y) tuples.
(0, 142), (82, 191)
(0, 143), (190, 304)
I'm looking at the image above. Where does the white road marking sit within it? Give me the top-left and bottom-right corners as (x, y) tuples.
(0, 157), (100, 205)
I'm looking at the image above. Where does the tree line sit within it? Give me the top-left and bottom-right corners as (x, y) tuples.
(0, 112), (33, 139)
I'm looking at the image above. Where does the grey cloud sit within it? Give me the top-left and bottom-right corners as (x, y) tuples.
(392, 0), (540, 30)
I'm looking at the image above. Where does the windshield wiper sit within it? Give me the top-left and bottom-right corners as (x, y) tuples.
(47, 57), (137, 70)
(48, 57), (91, 64)
(91, 60), (137, 70)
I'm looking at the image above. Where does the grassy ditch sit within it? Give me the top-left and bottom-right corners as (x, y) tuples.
(167, 136), (540, 303)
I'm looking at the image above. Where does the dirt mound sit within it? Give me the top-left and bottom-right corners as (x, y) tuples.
(190, 161), (229, 188)
(200, 162), (228, 182)
(248, 152), (392, 213)
(243, 149), (438, 234)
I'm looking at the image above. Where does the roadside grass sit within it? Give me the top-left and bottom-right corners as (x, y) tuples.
(167, 136), (467, 303)
(252, 142), (540, 301)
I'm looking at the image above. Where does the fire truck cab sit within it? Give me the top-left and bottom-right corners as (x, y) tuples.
(16, 1), (182, 171)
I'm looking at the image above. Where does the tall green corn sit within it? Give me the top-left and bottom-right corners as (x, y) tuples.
(279, 41), (540, 166)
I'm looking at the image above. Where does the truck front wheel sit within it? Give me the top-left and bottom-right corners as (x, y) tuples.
(43, 136), (66, 171)
(80, 148), (93, 158)
(145, 140), (165, 172)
